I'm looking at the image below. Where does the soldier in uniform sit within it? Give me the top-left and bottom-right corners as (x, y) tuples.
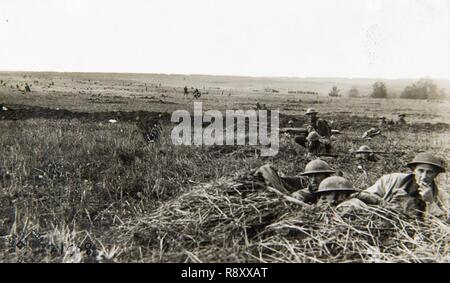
(24, 83), (31, 92)
(254, 159), (336, 204)
(294, 108), (332, 150)
(347, 152), (449, 220)
(315, 176), (359, 207)
(193, 88), (201, 99)
(305, 131), (331, 157)
(304, 108), (331, 137)
(354, 145), (379, 162)
(378, 116), (387, 127)
(397, 114), (406, 125)
(361, 127), (382, 140)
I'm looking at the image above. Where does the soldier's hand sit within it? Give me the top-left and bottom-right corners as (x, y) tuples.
(418, 182), (434, 202)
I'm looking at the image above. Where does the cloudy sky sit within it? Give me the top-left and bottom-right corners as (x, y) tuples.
(0, 0), (449, 78)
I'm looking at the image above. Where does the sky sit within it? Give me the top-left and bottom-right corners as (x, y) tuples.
(0, 0), (449, 78)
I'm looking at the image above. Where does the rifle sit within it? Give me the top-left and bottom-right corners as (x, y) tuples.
(351, 151), (405, 155)
(280, 127), (342, 135)
(266, 186), (313, 208)
(316, 153), (341, 158)
(280, 127), (308, 134)
(370, 151), (405, 155)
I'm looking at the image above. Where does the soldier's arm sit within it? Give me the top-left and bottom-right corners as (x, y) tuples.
(354, 175), (390, 205)
(353, 191), (383, 205)
(435, 189), (450, 220)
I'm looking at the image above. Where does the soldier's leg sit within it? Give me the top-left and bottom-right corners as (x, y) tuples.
(323, 139), (332, 153)
(254, 164), (289, 193)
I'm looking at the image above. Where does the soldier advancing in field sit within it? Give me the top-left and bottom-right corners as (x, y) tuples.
(193, 88), (201, 99)
(183, 86), (189, 98)
(24, 83), (31, 92)
(254, 159), (336, 204)
(294, 108), (332, 152)
(378, 116), (388, 127)
(397, 114), (406, 125)
(346, 152), (449, 220)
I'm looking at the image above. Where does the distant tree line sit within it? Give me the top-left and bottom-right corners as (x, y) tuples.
(366, 78), (447, 100)
(400, 78), (446, 100)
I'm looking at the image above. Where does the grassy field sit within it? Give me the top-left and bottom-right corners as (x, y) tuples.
(0, 72), (449, 262)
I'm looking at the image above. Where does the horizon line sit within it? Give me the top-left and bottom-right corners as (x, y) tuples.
(0, 69), (449, 81)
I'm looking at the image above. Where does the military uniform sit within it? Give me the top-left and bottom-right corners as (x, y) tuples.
(354, 173), (448, 220)
(294, 108), (332, 149)
(315, 176), (359, 207)
(254, 164), (319, 204)
(307, 119), (332, 138)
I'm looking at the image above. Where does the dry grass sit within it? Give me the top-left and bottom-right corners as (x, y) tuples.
(0, 72), (449, 262)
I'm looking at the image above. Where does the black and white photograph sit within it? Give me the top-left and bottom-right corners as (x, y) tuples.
(0, 0), (449, 266)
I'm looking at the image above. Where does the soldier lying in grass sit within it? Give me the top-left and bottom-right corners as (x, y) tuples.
(342, 152), (449, 221)
(254, 159), (336, 204)
(354, 145), (379, 162)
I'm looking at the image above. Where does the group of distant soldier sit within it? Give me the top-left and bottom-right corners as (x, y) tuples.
(0, 81), (32, 92)
(287, 108), (411, 159)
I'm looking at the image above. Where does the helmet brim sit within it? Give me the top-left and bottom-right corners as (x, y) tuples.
(406, 161), (445, 173)
(300, 170), (335, 176)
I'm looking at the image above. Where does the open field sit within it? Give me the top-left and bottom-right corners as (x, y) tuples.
(0, 72), (449, 262)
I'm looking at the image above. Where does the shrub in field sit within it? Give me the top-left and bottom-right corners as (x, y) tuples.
(371, 82), (388, 99)
(328, 86), (341, 97)
(348, 87), (359, 98)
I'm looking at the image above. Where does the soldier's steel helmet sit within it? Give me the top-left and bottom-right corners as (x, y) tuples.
(317, 176), (358, 193)
(355, 145), (373, 153)
(306, 131), (321, 141)
(300, 159), (335, 176)
(406, 152), (446, 173)
(305, 108), (318, 115)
